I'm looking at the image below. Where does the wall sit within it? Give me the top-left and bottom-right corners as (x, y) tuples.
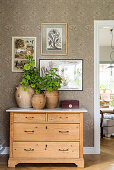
(0, 0), (114, 151)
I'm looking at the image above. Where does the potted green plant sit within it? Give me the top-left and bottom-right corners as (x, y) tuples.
(15, 55), (46, 109)
(44, 68), (62, 109)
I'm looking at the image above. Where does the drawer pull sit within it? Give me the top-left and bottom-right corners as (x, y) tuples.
(24, 148), (34, 151)
(59, 130), (69, 133)
(25, 117), (34, 119)
(59, 149), (69, 152)
(59, 116), (68, 119)
(24, 130), (34, 133)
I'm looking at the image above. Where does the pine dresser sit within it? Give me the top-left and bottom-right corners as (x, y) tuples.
(6, 108), (87, 168)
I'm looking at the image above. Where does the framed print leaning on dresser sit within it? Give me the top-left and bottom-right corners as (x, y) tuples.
(41, 23), (67, 55)
(12, 37), (36, 72)
(39, 59), (83, 91)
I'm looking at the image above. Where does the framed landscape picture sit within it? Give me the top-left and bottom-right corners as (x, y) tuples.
(41, 23), (67, 55)
(12, 37), (36, 72)
(39, 59), (83, 91)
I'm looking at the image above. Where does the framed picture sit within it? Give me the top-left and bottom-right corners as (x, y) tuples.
(12, 37), (36, 72)
(39, 59), (83, 91)
(41, 23), (67, 55)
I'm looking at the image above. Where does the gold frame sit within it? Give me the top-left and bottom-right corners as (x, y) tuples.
(41, 23), (67, 55)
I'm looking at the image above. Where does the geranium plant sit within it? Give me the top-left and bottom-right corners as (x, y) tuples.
(20, 55), (45, 94)
(44, 68), (62, 92)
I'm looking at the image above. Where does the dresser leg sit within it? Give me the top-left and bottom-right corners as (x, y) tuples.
(8, 159), (17, 168)
(75, 159), (84, 168)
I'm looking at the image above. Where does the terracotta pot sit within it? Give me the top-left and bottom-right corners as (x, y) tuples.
(45, 90), (59, 109)
(15, 85), (34, 108)
(32, 93), (46, 110)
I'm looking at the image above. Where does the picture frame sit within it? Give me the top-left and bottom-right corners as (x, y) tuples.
(12, 37), (36, 72)
(39, 59), (83, 91)
(41, 23), (67, 55)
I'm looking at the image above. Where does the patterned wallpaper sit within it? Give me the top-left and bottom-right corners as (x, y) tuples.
(0, 0), (114, 151)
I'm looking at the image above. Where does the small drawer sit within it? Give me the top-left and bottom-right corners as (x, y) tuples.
(14, 113), (46, 123)
(14, 123), (80, 141)
(13, 142), (79, 159)
(48, 113), (80, 123)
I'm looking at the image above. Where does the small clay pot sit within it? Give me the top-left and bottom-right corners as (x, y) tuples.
(45, 90), (59, 109)
(15, 85), (34, 108)
(32, 93), (46, 110)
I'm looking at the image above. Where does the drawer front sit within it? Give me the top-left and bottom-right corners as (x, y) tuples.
(13, 142), (79, 159)
(14, 123), (80, 141)
(14, 113), (46, 123)
(48, 113), (80, 123)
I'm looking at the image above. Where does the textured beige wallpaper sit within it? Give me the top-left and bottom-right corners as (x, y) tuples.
(0, 0), (114, 150)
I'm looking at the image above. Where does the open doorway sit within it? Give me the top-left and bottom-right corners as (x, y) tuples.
(99, 27), (114, 138)
(94, 21), (114, 154)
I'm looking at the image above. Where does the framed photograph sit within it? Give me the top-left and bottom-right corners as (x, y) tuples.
(41, 23), (67, 55)
(39, 59), (83, 91)
(12, 37), (36, 72)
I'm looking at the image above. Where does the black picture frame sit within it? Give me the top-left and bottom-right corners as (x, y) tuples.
(39, 59), (83, 91)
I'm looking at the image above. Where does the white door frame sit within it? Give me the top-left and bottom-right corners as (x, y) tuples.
(91, 20), (114, 154)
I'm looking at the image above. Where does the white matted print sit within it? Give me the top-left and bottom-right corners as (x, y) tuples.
(12, 37), (36, 72)
(39, 59), (83, 91)
(41, 23), (67, 55)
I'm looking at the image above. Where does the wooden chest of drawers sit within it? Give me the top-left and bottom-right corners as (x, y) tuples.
(6, 108), (87, 168)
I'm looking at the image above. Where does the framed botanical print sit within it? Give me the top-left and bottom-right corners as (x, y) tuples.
(12, 37), (36, 72)
(39, 59), (83, 91)
(41, 23), (67, 55)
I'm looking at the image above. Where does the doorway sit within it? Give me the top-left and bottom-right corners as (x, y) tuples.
(94, 20), (114, 154)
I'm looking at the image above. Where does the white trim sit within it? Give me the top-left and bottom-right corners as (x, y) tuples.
(0, 147), (9, 154)
(93, 20), (114, 154)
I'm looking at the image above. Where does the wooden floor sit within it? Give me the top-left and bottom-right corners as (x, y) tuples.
(0, 137), (114, 170)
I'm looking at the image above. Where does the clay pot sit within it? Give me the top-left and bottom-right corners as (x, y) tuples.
(45, 90), (59, 109)
(15, 85), (34, 108)
(32, 93), (46, 110)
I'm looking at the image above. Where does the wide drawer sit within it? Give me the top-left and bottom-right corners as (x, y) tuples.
(14, 123), (80, 141)
(14, 113), (46, 123)
(13, 142), (79, 158)
(48, 113), (80, 123)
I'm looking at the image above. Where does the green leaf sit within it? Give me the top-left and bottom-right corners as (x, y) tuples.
(30, 60), (35, 67)
(23, 86), (28, 91)
(24, 64), (30, 70)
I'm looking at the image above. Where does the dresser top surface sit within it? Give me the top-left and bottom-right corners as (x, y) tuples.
(6, 107), (87, 113)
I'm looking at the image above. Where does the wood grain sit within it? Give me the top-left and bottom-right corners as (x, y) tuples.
(48, 113), (80, 123)
(8, 111), (84, 168)
(13, 123), (80, 141)
(13, 142), (79, 159)
(14, 113), (46, 123)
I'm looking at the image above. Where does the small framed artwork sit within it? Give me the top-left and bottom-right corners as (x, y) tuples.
(41, 23), (67, 55)
(12, 37), (36, 72)
(39, 59), (83, 91)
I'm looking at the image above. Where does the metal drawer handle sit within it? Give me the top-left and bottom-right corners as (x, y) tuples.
(59, 130), (69, 133)
(24, 130), (34, 133)
(59, 149), (69, 152)
(25, 117), (34, 119)
(24, 148), (34, 151)
(59, 117), (68, 119)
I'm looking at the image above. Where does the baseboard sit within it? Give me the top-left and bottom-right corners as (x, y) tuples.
(0, 147), (9, 154)
(1, 147), (99, 155)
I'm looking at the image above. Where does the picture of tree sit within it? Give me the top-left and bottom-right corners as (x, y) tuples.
(47, 28), (62, 50)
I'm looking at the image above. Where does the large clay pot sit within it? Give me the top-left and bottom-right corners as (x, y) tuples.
(32, 93), (46, 110)
(45, 90), (59, 109)
(15, 85), (34, 108)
